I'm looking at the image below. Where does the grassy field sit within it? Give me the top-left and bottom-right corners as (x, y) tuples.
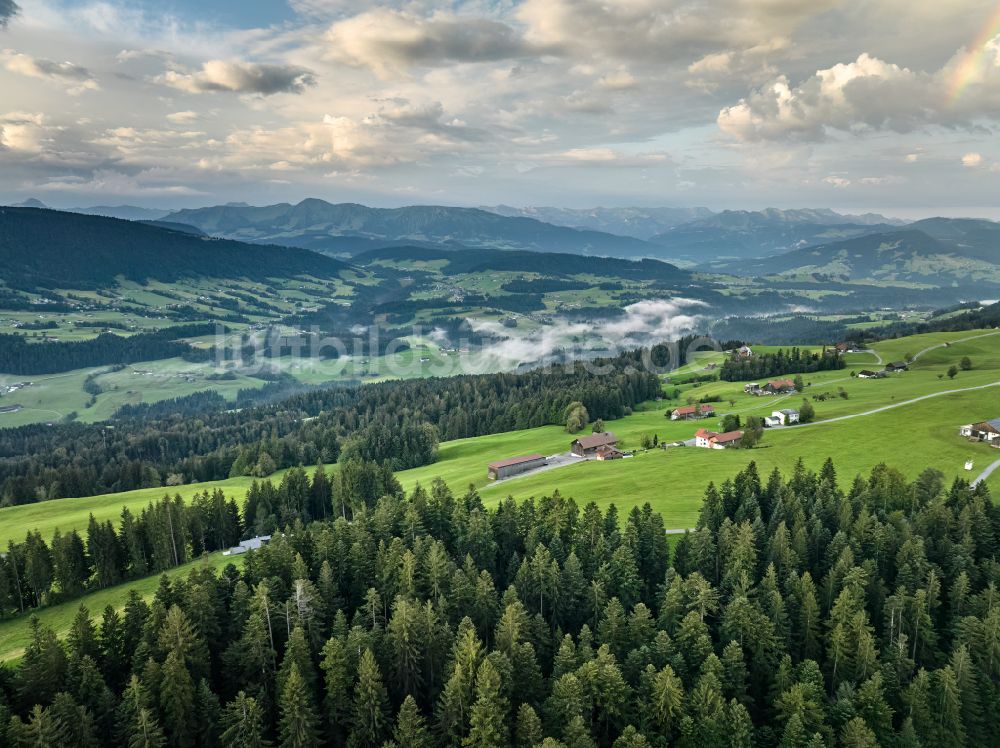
(0, 358), (267, 428)
(0, 328), (998, 659)
(0, 552), (241, 662)
(2, 328), (998, 548)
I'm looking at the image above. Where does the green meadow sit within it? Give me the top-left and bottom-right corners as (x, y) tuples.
(2, 327), (998, 549)
(1, 328), (999, 661)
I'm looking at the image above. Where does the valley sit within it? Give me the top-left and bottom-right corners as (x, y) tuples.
(1, 326), (998, 665)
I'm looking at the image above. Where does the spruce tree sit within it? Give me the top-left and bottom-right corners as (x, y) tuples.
(348, 649), (389, 748)
(278, 664), (321, 748)
(159, 650), (195, 748)
(392, 695), (431, 748)
(220, 692), (271, 748)
(464, 658), (508, 748)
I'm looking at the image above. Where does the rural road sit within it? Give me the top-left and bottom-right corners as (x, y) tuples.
(780, 379), (1000, 429)
(972, 457), (1000, 488)
(858, 349), (883, 365)
(911, 330), (1000, 363)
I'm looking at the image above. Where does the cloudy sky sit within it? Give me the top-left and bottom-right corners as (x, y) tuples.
(2, 0), (1000, 216)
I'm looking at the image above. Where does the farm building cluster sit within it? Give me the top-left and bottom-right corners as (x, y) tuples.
(670, 404), (715, 420)
(858, 361), (908, 378)
(744, 379), (796, 396)
(487, 432), (627, 481)
(959, 418), (1000, 446)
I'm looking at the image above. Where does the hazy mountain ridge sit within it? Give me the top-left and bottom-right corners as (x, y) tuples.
(480, 204), (714, 238)
(165, 198), (659, 258)
(709, 225), (1000, 285)
(0, 207), (350, 288)
(652, 215), (902, 262)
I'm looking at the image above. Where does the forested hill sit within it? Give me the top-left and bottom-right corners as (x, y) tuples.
(0, 350), (661, 504)
(0, 207), (350, 289)
(2, 460), (999, 747)
(354, 245), (690, 282)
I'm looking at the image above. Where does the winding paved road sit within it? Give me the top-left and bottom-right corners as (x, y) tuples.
(972, 457), (1000, 488)
(777, 380), (1000, 429)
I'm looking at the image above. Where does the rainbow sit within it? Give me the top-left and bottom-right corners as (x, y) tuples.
(949, 2), (1000, 103)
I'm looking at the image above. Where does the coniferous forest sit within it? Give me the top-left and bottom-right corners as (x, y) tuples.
(0, 353), (660, 506)
(2, 459), (999, 748)
(720, 349), (846, 382)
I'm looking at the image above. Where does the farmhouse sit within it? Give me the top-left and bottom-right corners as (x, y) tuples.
(959, 419), (1000, 444)
(835, 342), (860, 353)
(763, 379), (796, 394)
(744, 383), (761, 394)
(571, 431), (618, 456)
(857, 370), (884, 379)
(224, 535), (272, 556)
(885, 361), (909, 372)
(595, 445), (625, 461)
(694, 427), (743, 449)
(671, 403), (716, 420)
(737, 345), (753, 358)
(488, 454), (546, 480)
(773, 408), (800, 425)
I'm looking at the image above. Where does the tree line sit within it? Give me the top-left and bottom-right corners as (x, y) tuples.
(0, 324), (215, 375)
(1, 459), (998, 747)
(720, 347), (845, 382)
(0, 353), (659, 506)
(0, 461), (404, 618)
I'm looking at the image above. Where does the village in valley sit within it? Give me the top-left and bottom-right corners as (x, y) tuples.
(483, 333), (1000, 490)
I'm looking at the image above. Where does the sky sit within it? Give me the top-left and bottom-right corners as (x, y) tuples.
(2, 0), (1000, 216)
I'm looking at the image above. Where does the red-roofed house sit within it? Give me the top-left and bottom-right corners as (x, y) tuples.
(670, 403), (716, 420)
(695, 428), (744, 449)
(763, 379), (796, 394)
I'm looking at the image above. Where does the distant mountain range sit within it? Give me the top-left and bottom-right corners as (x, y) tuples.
(480, 205), (714, 239)
(709, 220), (1000, 286)
(6, 198), (997, 277)
(164, 199), (658, 258)
(651, 209), (906, 263)
(0, 207), (348, 288)
(9, 198), (171, 221)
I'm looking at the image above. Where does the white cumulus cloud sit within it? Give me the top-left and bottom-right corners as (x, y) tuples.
(156, 60), (316, 95)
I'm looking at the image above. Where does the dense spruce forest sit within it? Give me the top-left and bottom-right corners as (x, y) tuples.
(0, 351), (660, 506)
(720, 348), (845, 382)
(0, 461), (393, 617)
(2, 460), (998, 747)
(0, 325), (215, 375)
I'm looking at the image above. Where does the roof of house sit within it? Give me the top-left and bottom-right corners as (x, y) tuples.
(778, 409), (799, 416)
(858, 370), (877, 376)
(712, 430), (744, 443)
(596, 444), (623, 455)
(488, 454), (545, 470)
(674, 403), (715, 415)
(974, 418), (1000, 432)
(573, 431), (617, 450)
(889, 361), (908, 368)
(695, 427), (743, 443)
(766, 379), (795, 389)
